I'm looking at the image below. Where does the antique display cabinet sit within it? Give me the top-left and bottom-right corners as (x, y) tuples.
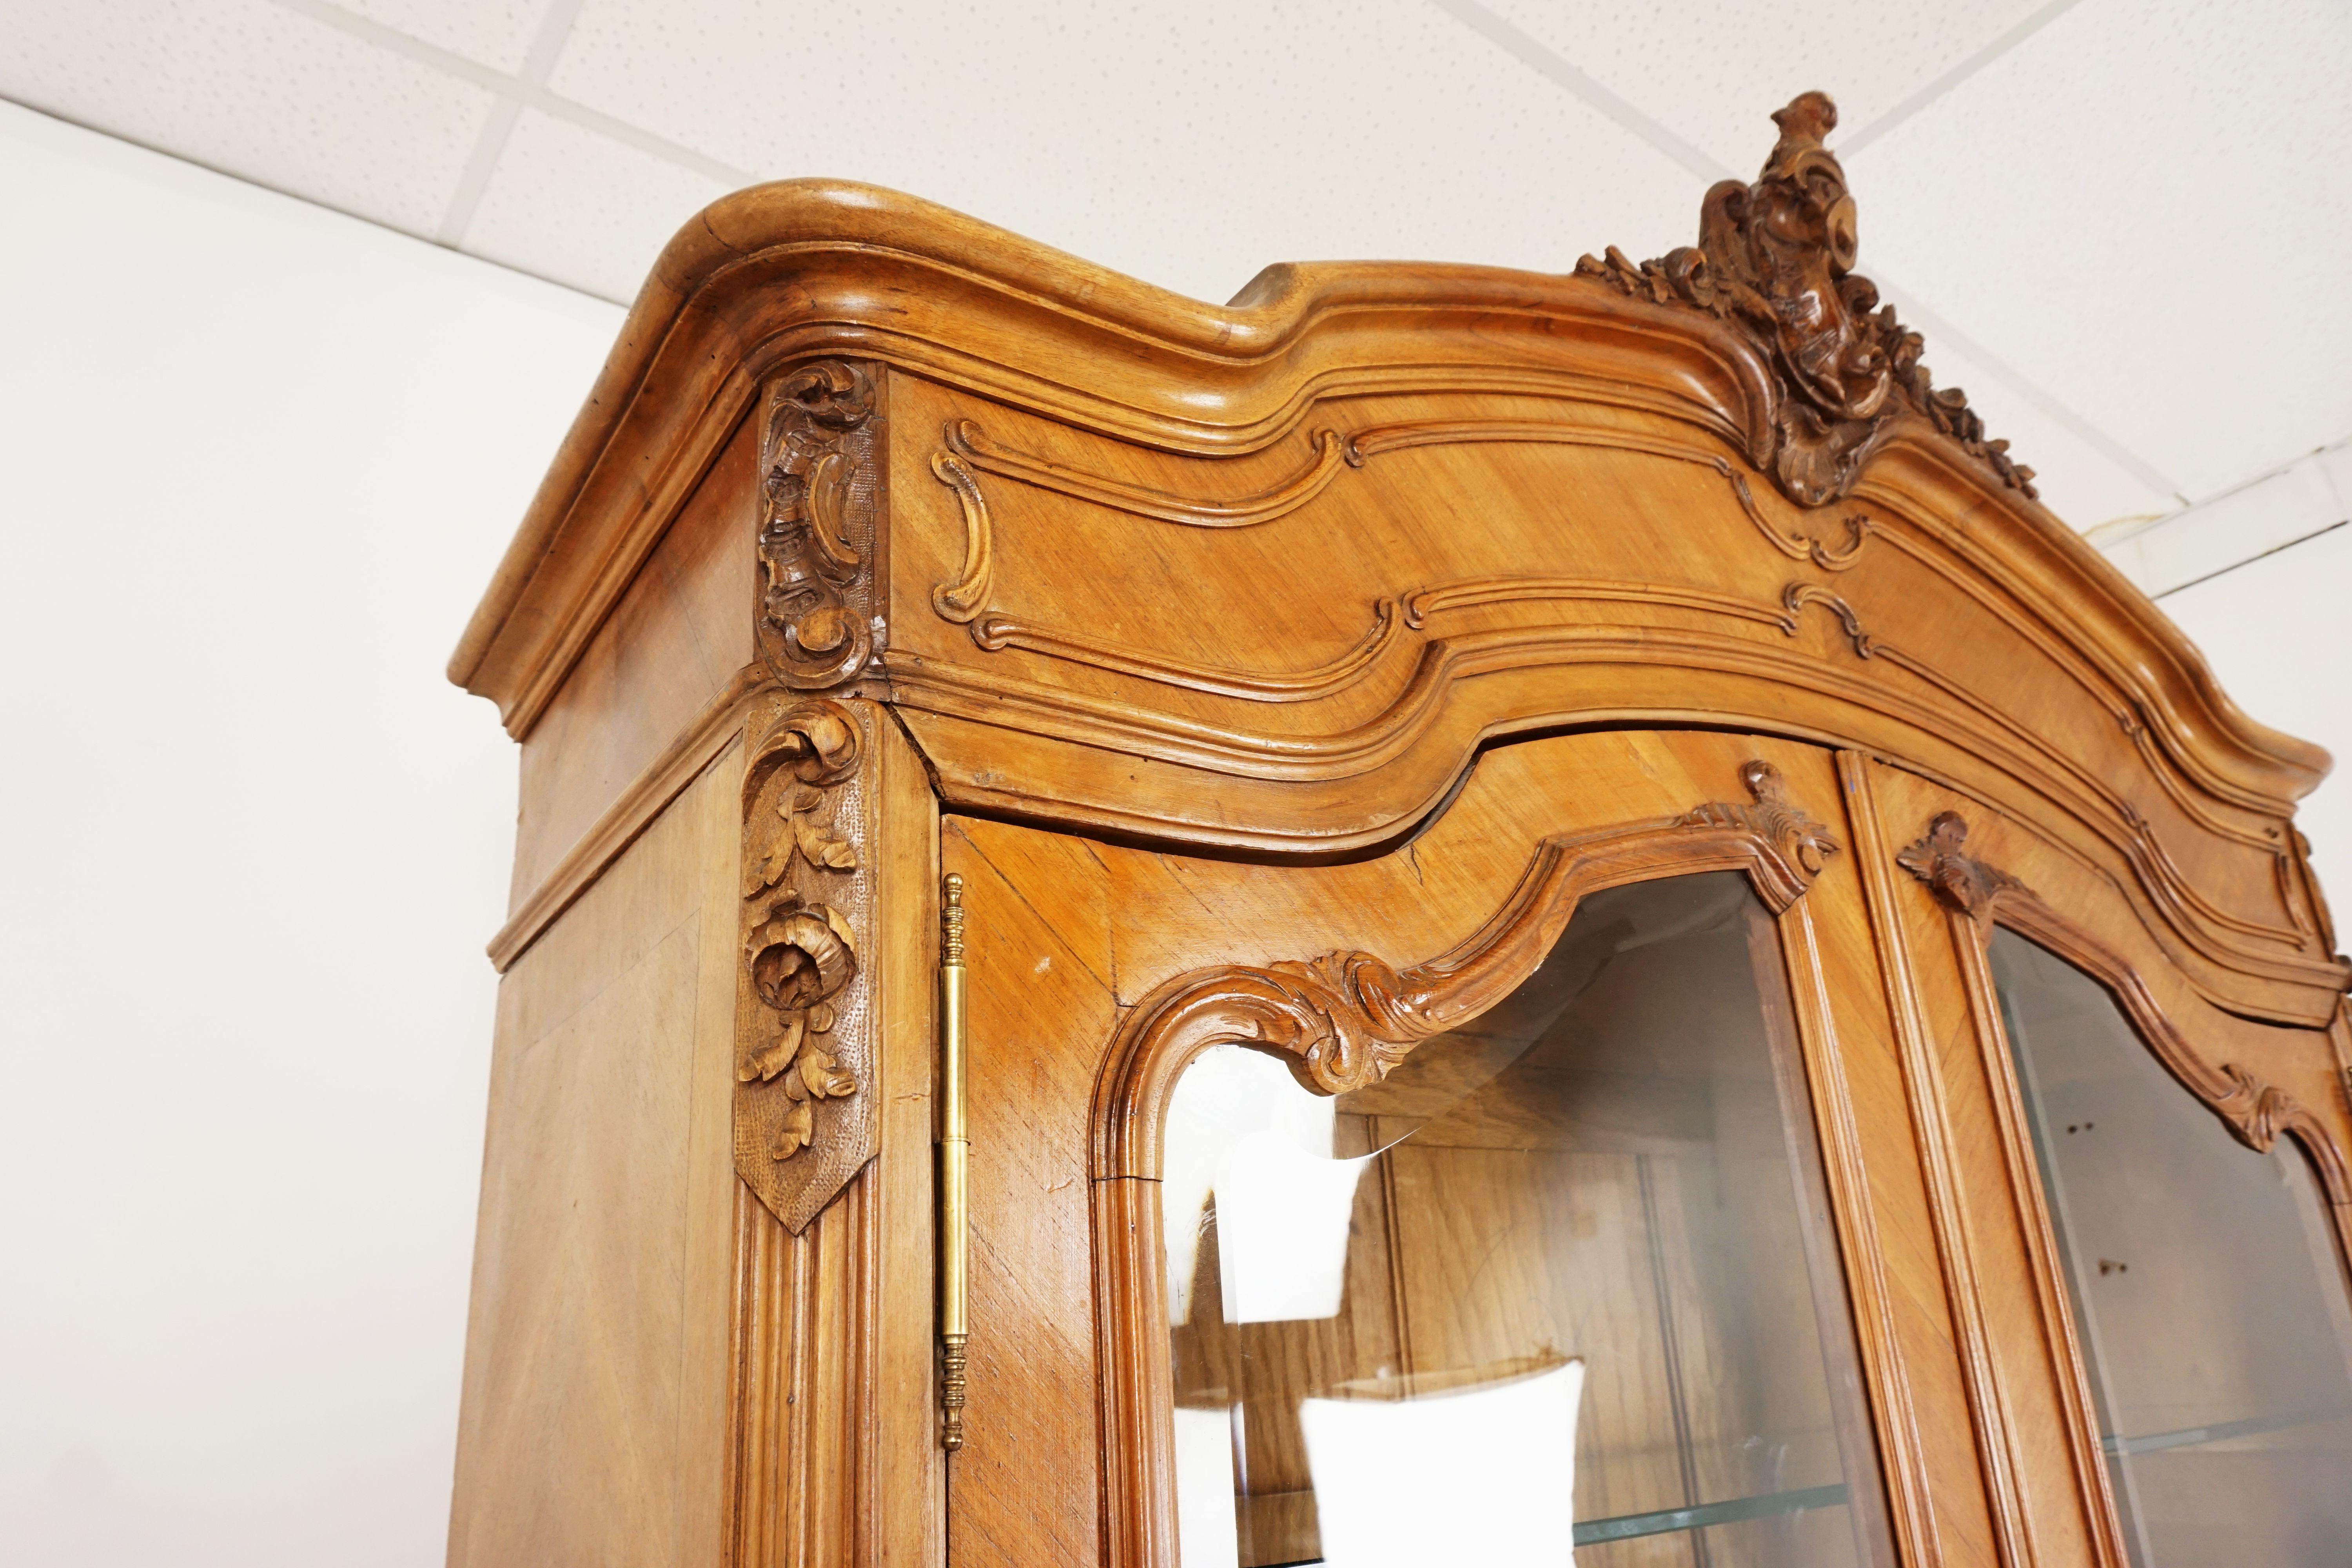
(446, 95), (2352, 1568)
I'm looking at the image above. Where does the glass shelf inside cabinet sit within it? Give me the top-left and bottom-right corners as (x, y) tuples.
(1163, 872), (1895, 1568)
(1989, 931), (2352, 1568)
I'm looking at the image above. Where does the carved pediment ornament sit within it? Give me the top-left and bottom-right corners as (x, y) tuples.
(736, 699), (875, 1233)
(1578, 91), (2036, 508)
(759, 361), (881, 689)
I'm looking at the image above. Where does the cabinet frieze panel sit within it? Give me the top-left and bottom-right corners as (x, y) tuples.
(759, 361), (884, 691)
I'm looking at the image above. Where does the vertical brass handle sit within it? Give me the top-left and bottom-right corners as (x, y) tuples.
(938, 872), (969, 1451)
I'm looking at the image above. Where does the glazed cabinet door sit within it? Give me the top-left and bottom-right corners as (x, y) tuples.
(1846, 759), (2352, 1568)
(939, 732), (2005, 1568)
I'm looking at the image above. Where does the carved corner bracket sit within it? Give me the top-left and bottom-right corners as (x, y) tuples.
(759, 361), (884, 689)
(1896, 808), (2348, 1195)
(1577, 91), (2035, 509)
(735, 698), (878, 1232)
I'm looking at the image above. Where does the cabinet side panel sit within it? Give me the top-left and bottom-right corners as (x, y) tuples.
(514, 414), (758, 908)
(450, 746), (743, 1567)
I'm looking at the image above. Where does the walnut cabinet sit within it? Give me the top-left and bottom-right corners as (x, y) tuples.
(446, 96), (2352, 1568)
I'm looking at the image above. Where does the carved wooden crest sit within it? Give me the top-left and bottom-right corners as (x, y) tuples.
(735, 699), (878, 1232)
(758, 361), (883, 689)
(1577, 91), (2034, 508)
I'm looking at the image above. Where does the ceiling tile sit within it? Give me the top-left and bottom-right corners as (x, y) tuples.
(461, 109), (732, 303)
(0, 0), (495, 238)
(1870, 287), (2181, 532)
(321, 0), (559, 74)
(1847, 0), (2352, 502)
(1475, 0), (2053, 171)
(543, 0), (1702, 306)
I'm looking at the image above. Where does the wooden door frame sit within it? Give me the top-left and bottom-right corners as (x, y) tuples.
(1844, 756), (2352, 1568)
(1085, 759), (1937, 1568)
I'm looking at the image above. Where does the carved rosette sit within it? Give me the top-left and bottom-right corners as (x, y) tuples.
(758, 361), (884, 689)
(1577, 91), (2035, 507)
(735, 698), (878, 1233)
(1678, 759), (1842, 878)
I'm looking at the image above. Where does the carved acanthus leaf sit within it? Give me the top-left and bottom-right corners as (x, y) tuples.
(1898, 810), (2032, 921)
(759, 361), (880, 689)
(1575, 91), (2035, 508)
(1679, 759), (1842, 878)
(1181, 952), (1446, 1100)
(735, 700), (873, 1230)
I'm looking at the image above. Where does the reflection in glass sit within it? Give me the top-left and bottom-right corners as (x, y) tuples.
(1163, 873), (1894, 1567)
(1989, 931), (2352, 1566)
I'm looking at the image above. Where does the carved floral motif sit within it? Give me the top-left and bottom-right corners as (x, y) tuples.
(737, 702), (866, 1188)
(1577, 91), (2036, 508)
(759, 362), (881, 689)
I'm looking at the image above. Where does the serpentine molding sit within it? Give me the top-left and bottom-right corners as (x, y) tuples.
(1784, 588), (2307, 957)
(946, 416), (1349, 527)
(1897, 809), (2349, 1207)
(969, 600), (1403, 703)
(1094, 771), (1842, 1180)
(931, 414), (1873, 617)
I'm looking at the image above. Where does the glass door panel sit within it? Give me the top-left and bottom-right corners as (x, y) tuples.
(1988, 930), (2352, 1566)
(1163, 872), (1895, 1567)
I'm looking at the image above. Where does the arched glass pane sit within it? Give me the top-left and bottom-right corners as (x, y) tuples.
(1163, 871), (1895, 1567)
(1989, 930), (2352, 1566)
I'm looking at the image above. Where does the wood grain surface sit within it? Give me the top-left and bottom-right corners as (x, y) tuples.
(443, 91), (2352, 1568)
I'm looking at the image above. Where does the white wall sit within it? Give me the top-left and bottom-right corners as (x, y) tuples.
(2158, 524), (2352, 929)
(0, 102), (618, 1568)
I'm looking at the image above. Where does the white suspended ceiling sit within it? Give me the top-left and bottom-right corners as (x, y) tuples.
(5, 0), (2350, 544)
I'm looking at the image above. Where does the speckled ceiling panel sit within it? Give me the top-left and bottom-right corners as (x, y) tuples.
(1480, 0), (2055, 170)
(542, 0), (1703, 307)
(0, 0), (493, 237)
(1850, 0), (2352, 504)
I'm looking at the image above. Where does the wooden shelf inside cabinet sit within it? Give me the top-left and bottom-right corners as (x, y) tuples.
(445, 90), (2352, 1568)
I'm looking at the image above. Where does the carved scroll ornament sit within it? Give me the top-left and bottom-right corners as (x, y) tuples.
(736, 699), (876, 1233)
(1578, 91), (2034, 508)
(759, 362), (881, 689)
(1896, 808), (2348, 1190)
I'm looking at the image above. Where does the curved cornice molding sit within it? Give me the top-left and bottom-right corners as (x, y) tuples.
(448, 172), (2327, 818)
